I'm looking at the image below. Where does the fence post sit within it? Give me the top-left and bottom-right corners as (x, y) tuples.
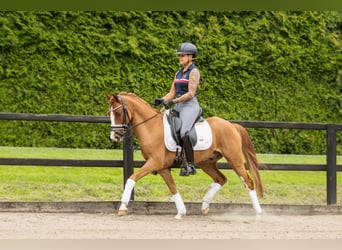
(326, 125), (337, 205)
(123, 125), (134, 200)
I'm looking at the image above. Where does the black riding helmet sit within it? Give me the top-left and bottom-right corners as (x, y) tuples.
(176, 42), (198, 59)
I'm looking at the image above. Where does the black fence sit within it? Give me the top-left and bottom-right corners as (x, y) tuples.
(0, 112), (341, 205)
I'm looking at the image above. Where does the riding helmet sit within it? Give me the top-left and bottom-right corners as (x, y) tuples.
(176, 42), (198, 59)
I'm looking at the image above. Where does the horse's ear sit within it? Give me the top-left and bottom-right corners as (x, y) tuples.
(105, 93), (120, 102)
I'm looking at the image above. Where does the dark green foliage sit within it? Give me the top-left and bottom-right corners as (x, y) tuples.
(1, 11), (341, 154)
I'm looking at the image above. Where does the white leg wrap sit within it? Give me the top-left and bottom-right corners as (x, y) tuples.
(202, 183), (222, 211)
(121, 178), (136, 204)
(248, 189), (262, 214)
(171, 193), (186, 219)
(119, 203), (128, 211)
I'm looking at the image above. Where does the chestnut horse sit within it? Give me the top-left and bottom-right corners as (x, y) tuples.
(106, 92), (264, 219)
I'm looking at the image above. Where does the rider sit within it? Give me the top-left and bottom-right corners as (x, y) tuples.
(154, 42), (201, 175)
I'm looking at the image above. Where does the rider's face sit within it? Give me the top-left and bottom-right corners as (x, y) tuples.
(178, 54), (192, 66)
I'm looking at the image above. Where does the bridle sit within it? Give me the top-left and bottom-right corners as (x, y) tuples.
(109, 95), (130, 132)
(109, 95), (159, 139)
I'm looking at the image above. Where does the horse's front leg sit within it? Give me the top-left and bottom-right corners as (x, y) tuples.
(118, 159), (158, 216)
(118, 178), (135, 216)
(158, 169), (186, 219)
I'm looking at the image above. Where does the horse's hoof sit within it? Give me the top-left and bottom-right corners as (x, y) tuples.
(254, 213), (262, 221)
(174, 213), (185, 220)
(118, 209), (128, 216)
(201, 207), (210, 215)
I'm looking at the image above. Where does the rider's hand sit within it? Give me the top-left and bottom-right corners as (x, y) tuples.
(153, 98), (164, 107)
(164, 100), (174, 110)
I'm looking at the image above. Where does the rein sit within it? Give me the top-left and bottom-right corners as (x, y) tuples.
(131, 112), (159, 129)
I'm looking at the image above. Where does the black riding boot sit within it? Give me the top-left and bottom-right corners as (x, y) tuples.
(180, 132), (197, 176)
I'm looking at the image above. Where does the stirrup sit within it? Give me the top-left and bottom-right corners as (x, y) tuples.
(179, 163), (197, 176)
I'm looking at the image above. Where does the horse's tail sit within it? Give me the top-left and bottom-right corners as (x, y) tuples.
(233, 123), (265, 197)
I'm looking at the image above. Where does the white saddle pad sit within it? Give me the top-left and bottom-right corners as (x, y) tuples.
(163, 114), (212, 152)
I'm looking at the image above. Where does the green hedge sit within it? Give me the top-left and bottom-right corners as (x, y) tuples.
(0, 11), (341, 154)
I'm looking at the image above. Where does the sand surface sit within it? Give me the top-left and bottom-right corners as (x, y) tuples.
(0, 212), (341, 239)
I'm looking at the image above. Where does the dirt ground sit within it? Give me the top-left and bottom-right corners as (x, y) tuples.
(0, 212), (341, 239)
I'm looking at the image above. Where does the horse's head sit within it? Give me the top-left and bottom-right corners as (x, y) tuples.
(105, 93), (131, 142)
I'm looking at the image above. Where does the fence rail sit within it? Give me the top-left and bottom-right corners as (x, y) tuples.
(0, 112), (341, 205)
(1, 157), (341, 171)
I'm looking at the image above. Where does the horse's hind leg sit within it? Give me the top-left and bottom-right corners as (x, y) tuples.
(229, 157), (262, 215)
(199, 162), (227, 215)
(158, 168), (186, 219)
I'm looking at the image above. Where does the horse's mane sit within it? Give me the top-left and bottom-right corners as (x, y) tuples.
(119, 92), (159, 112)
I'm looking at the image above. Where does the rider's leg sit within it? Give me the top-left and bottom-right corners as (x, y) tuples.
(181, 131), (196, 175)
(177, 99), (200, 176)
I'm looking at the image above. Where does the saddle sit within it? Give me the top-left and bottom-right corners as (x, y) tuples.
(167, 108), (203, 147)
(161, 108), (212, 171)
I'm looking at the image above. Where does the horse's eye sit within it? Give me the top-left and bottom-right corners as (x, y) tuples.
(115, 112), (121, 117)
